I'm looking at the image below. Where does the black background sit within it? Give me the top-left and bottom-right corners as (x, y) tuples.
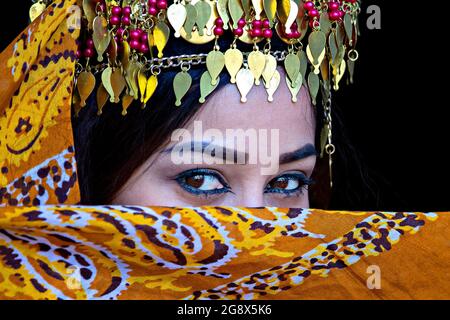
(1, 0), (448, 212)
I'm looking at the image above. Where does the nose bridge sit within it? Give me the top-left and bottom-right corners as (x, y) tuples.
(235, 175), (267, 207)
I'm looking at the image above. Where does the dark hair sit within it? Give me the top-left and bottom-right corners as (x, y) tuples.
(72, 35), (380, 209)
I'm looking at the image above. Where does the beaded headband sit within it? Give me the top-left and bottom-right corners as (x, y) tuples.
(30, 0), (362, 187)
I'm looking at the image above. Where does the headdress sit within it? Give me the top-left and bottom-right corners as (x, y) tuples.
(27, 0), (361, 188)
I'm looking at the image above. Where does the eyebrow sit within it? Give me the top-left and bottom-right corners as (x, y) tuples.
(162, 142), (317, 164)
(279, 143), (318, 165)
(163, 141), (248, 163)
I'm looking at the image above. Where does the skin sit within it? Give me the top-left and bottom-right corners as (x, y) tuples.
(113, 68), (316, 207)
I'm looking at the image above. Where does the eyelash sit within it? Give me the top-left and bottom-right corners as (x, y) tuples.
(173, 169), (314, 199)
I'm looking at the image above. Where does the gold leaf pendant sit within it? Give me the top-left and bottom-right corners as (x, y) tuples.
(265, 69), (281, 102)
(284, 53), (300, 88)
(101, 67), (114, 103)
(29, 1), (46, 22)
(144, 75), (158, 106)
(236, 67), (254, 102)
(262, 53), (277, 89)
(199, 71), (219, 103)
(121, 95), (134, 116)
(96, 84), (109, 115)
(173, 70), (192, 106)
(110, 68), (126, 103)
(93, 16), (111, 62)
(248, 50), (266, 85)
(206, 50), (225, 86)
(167, 2), (187, 38)
(285, 73), (303, 103)
(76, 71), (96, 107)
(153, 21), (170, 58)
(224, 47), (243, 83)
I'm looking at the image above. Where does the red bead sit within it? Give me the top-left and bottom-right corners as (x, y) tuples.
(263, 28), (273, 38)
(290, 21), (298, 30)
(110, 15), (120, 25)
(129, 40), (140, 50)
(86, 38), (94, 48)
(148, 0), (157, 6)
(121, 16), (131, 25)
(308, 9), (319, 18)
(234, 27), (244, 36)
(111, 6), (122, 16)
(237, 18), (246, 28)
(304, 1), (315, 11)
(262, 19), (270, 29)
(123, 6), (131, 16)
(83, 48), (94, 58)
(116, 28), (124, 37)
(130, 30), (140, 40)
(251, 28), (262, 38)
(141, 33), (148, 42)
(213, 26), (224, 36)
(139, 43), (149, 53)
(329, 2), (340, 11)
(329, 10), (340, 21)
(252, 19), (262, 29)
(148, 7), (158, 15)
(157, 0), (167, 10)
(292, 30), (301, 38)
(338, 10), (345, 18)
(76, 50), (82, 59)
(215, 17), (224, 27)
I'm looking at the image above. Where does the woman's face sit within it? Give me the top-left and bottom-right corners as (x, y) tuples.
(113, 69), (316, 207)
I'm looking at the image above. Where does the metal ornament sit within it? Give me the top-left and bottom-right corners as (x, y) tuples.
(29, 1), (46, 22)
(265, 69), (281, 102)
(248, 49), (266, 85)
(153, 21), (170, 58)
(285, 72), (302, 103)
(236, 67), (254, 102)
(207, 49), (226, 86)
(224, 47), (244, 83)
(199, 71), (220, 103)
(167, 2), (187, 38)
(173, 69), (192, 106)
(262, 53), (277, 89)
(76, 71), (96, 107)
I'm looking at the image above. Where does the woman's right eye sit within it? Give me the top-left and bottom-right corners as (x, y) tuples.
(174, 169), (231, 197)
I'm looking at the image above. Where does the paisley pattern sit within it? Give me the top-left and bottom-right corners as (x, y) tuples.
(0, 0), (80, 203)
(0, 206), (449, 300)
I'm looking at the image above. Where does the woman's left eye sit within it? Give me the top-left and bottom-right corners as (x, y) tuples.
(265, 173), (312, 196)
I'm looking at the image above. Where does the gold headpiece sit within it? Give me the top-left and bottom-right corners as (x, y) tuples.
(30, 0), (362, 187)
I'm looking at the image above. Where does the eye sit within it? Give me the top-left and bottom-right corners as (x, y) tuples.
(265, 172), (313, 197)
(174, 168), (231, 197)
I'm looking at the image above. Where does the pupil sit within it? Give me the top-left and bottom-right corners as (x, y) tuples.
(186, 175), (204, 188)
(273, 178), (288, 189)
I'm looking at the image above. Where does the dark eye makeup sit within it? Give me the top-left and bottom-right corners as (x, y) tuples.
(173, 168), (232, 198)
(173, 168), (313, 199)
(264, 172), (314, 197)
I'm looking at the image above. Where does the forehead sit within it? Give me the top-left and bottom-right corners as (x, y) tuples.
(189, 69), (316, 151)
